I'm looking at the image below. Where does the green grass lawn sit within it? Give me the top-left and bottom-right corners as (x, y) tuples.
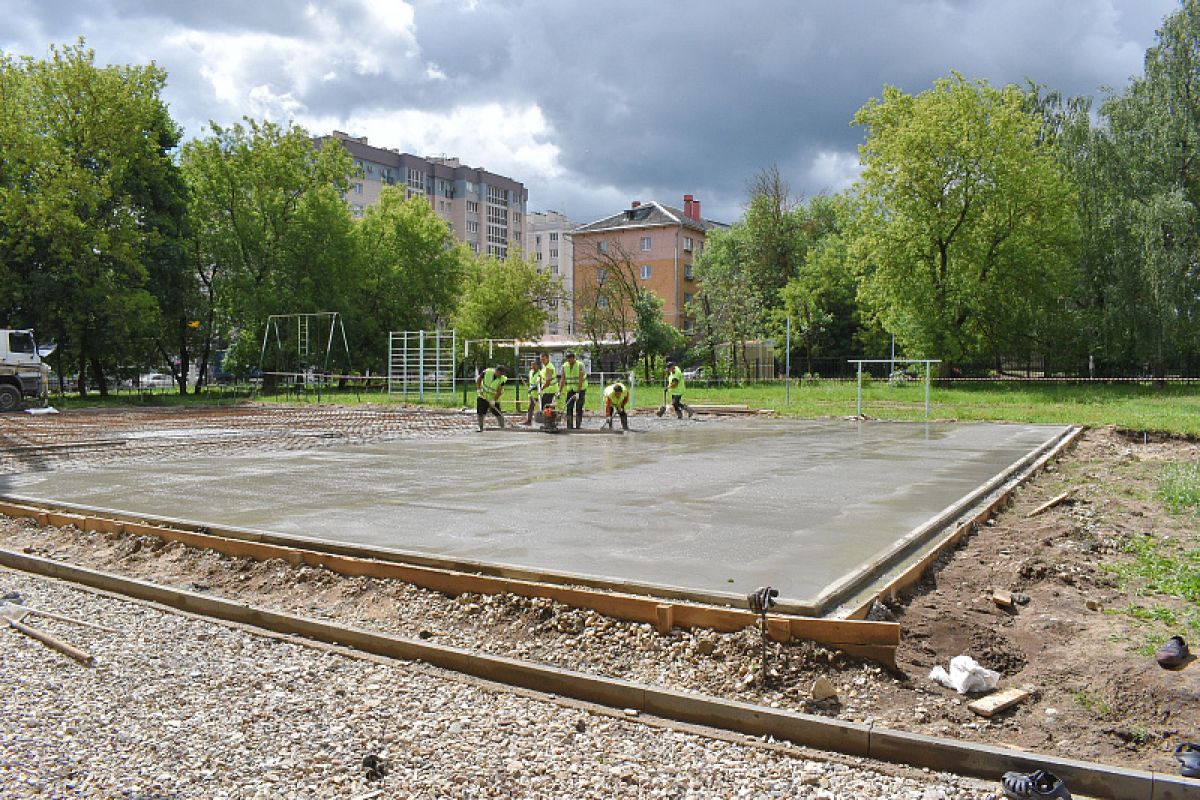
(43, 379), (1200, 436)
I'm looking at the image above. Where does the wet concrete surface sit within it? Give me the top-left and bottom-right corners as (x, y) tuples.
(5, 419), (1067, 607)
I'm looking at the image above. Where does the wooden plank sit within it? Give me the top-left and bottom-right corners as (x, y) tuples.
(992, 589), (1014, 608)
(967, 687), (1031, 717)
(1026, 491), (1071, 518)
(655, 604), (674, 634)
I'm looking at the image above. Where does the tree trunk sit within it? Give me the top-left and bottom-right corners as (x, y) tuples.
(88, 356), (108, 396)
(76, 348), (88, 398)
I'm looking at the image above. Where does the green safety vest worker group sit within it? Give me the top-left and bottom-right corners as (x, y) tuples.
(537, 353), (557, 405)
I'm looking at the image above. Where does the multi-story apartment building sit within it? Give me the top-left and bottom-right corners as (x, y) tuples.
(527, 211), (577, 337)
(315, 131), (528, 258)
(570, 196), (724, 334)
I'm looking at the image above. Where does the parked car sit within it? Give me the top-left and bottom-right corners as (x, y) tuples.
(136, 372), (175, 388)
(682, 366), (706, 380)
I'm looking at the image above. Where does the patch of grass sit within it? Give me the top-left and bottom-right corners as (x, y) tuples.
(1072, 688), (1112, 718)
(1158, 462), (1200, 515)
(1107, 535), (1200, 604)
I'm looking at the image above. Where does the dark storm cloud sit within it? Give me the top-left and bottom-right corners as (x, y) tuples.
(0, 0), (1181, 222)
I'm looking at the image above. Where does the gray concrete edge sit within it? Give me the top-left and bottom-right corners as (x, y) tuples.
(810, 425), (1080, 615)
(0, 546), (1189, 800)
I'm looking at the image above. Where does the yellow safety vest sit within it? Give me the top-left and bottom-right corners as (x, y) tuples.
(605, 384), (629, 410)
(561, 360), (584, 392)
(539, 361), (557, 394)
(667, 366), (686, 396)
(477, 369), (506, 402)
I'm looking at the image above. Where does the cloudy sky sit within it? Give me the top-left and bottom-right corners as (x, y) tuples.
(0, 0), (1181, 224)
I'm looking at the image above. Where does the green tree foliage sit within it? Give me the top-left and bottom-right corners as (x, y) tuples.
(181, 120), (355, 380)
(633, 289), (684, 382)
(452, 249), (560, 344)
(691, 226), (766, 380)
(0, 41), (188, 394)
(850, 74), (1080, 368)
(1055, 2), (1200, 376)
(351, 186), (470, 368)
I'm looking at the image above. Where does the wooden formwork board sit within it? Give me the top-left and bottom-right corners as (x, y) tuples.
(0, 498), (899, 664)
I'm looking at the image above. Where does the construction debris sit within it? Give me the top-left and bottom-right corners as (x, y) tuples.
(967, 687), (1032, 718)
(1025, 491), (1071, 518)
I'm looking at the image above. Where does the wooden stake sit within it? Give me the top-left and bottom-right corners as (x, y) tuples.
(6, 618), (94, 666)
(1025, 491), (1071, 518)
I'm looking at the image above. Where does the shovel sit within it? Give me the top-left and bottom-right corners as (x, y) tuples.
(1, 602), (95, 665)
(655, 387), (668, 417)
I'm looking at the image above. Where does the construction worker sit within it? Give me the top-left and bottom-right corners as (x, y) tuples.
(537, 352), (557, 413)
(559, 352), (586, 429)
(666, 360), (694, 419)
(475, 365), (508, 432)
(604, 381), (630, 430)
(522, 359), (540, 425)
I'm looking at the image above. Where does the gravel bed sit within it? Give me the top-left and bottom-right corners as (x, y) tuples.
(0, 567), (1002, 799)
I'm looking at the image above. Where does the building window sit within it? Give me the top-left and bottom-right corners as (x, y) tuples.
(550, 248), (558, 258)
(466, 221), (478, 233)
(683, 292), (694, 306)
(549, 299), (558, 309)
(514, 232), (521, 242)
(596, 267), (607, 284)
(487, 185), (508, 206)
(513, 212), (521, 223)
(640, 236), (651, 251)
(351, 204), (364, 218)
(550, 264), (558, 276)
(535, 235), (542, 246)
(466, 201), (479, 214)
(684, 319), (695, 334)
(465, 181), (476, 195)
(354, 182), (363, 194)
(408, 168), (424, 190)
(597, 241), (607, 254)
(684, 264), (694, 280)
(640, 265), (651, 280)
(683, 236), (693, 252)
(597, 296), (609, 309)
(536, 251), (542, 261)
(550, 232), (559, 242)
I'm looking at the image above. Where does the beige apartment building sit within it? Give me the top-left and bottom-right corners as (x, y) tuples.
(527, 210), (577, 337)
(571, 196), (725, 334)
(315, 131), (529, 258)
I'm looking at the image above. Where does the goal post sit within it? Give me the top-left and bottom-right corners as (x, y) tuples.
(847, 358), (941, 418)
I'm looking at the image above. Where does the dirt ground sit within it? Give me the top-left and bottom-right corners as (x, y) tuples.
(1, 405), (1198, 778)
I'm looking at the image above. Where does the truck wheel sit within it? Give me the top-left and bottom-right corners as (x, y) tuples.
(0, 385), (21, 413)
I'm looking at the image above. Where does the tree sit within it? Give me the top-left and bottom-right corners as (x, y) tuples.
(574, 243), (644, 368)
(633, 289), (684, 382)
(452, 249), (561, 344)
(349, 186), (470, 369)
(0, 41), (188, 395)
(181, 119), (356, 385)
(690, 226), (767, 381)
(849, 74), (1080, 368)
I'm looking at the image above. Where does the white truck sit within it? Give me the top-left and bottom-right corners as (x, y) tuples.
(0, 329), (53, 412)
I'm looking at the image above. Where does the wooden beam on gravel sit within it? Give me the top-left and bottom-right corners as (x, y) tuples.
(0, 499), (899, 664)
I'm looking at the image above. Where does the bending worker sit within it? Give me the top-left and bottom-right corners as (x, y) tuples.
(604, 381), (630, 430)
(559, 352), (586, 430)
(475, 365), (508, 432)
(665, 360), (694, 419)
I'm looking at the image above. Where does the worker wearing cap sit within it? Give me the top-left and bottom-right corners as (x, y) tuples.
(559, 352), (586, 430)
(522, 360), (540, 425)
(475, 365), (508, 432)
(537, 352), (557, 414)
(604, 381), (630, 430)
(666, 360), (693, 419)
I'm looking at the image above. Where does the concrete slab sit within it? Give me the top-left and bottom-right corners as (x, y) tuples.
(3, 420), (1069, 612)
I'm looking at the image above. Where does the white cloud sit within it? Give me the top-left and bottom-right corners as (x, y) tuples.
(805, 150), (862, 195)
(306, 102), (563, 181)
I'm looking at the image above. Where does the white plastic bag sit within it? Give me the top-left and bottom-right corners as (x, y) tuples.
(928, 655), (1000, 694)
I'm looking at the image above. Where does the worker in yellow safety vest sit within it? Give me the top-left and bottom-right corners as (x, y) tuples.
(475, 366), (508, 432)
(559, 352), (586, 429)
(665, 360), (693, 419)
(603, 381), (630, 430)
(522, 360), (540, 426)
(537, 352), (557, 413)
